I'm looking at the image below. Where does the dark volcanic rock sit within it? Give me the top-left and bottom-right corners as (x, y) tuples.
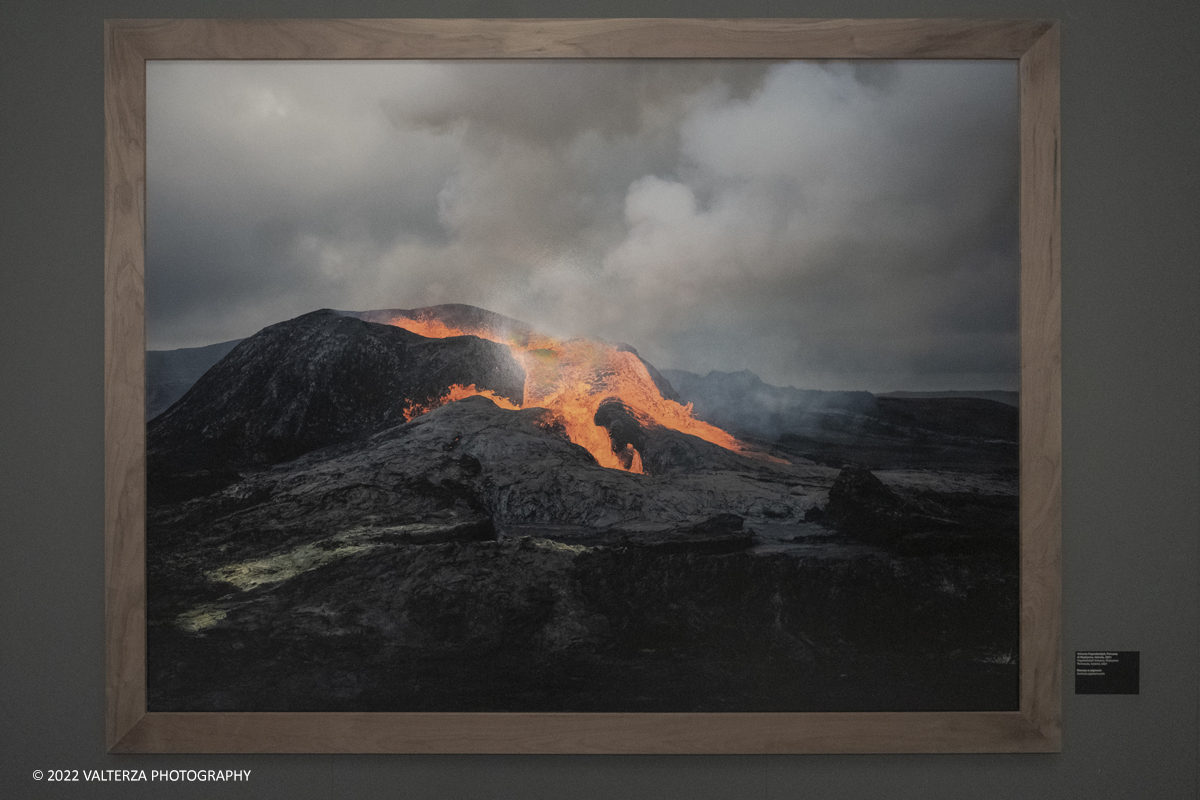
(146, 303), (533, 425)
(593, 398), (646, 469)
(147, 396), (829, 567)
(824, 465), (913, 546)
(501, 514), (755, 554)
(360, 516), (497, 546)
(622, 513), (753, 555)
(874, 396), (1018, 441)
(147, 309), (525, 479)
(823, 466), (992, 554)
(593, 397), (764, 476)
(148, 534), (1018, 712)
(638, 426), (752, 475)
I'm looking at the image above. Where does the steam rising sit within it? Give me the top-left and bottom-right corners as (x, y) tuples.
(147, 59), (1017, 392)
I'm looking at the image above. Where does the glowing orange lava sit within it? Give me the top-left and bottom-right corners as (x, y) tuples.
(403, 383), (521, 422)
(390, 311), (769, 473)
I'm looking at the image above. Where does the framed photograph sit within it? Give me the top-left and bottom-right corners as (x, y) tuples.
(105, 18), (1060, 753)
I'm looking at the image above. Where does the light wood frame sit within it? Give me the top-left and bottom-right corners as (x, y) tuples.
(105, 18), (1061, 754)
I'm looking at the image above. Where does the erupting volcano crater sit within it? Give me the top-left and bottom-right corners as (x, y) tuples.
(355, 304), (771, 473)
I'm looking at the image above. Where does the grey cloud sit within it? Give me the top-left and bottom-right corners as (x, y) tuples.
(147, 61), (461, 347)
(594, 61), (1018, 389)
(381, 60), (771, 144)
(147, 60), (1017, 392)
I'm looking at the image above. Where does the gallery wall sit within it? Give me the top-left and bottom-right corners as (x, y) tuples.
(1, 0), (1196, 798)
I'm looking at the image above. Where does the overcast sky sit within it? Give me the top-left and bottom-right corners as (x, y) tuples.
(146, 59), (1018, 392)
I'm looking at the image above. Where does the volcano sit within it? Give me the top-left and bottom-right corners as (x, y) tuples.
(148, 309), (524, 471)
(146, 303), (1020, 715)
(342, 303), (754, 472)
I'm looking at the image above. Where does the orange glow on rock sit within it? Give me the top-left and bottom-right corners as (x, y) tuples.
(403, 383), (521, 422)
(388, 311), (772, 473)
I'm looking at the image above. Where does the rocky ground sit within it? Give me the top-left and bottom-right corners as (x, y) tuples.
(149, 535), (1017, 712)
(146, 307), (1020, 713)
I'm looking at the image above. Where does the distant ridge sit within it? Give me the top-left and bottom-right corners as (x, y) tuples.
(147, 338), (243, 420)
(877, 390), (1018, 408)
(662, 368), (1018, 471)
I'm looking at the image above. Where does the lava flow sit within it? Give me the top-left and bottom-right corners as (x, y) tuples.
(402, 384), (520, 423)
(389, 311), (760, 473)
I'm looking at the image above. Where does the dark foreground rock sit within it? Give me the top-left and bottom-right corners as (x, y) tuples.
(825, 465), (1017, 556)
(147, 397), (834, 569)
(146, 393), (1018, 713)
(628, 513), (753, 554)
(825, 465), (914, 546)
(148, 533), (1018, 713)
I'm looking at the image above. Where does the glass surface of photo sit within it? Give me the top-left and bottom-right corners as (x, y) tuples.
(144, 58), (1021, 714)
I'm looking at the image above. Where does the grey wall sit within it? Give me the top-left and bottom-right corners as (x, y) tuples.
(1, 0), (1196, 798)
